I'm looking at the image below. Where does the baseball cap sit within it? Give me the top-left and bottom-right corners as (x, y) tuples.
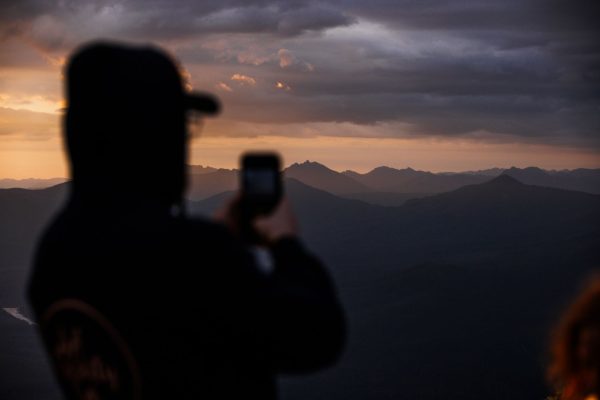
(66, 41), (220, 116)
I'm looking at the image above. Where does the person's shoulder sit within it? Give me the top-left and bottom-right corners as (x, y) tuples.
(36, 207), (69, 247)
(173, 215), (255, 267)
(177, 214), (226, 233)
(173, 215), (237, 245)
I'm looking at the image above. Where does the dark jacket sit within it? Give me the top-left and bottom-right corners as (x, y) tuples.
(28, 194), (345, 399)
(28, 42), (345, 399)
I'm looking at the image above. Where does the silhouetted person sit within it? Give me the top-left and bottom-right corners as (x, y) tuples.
(28, 41), (345, 400)
(548, 277), (600, 400)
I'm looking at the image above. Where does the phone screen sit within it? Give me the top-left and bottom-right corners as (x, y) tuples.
(243, 168), (277, 196)
(240, 153), (282, 217)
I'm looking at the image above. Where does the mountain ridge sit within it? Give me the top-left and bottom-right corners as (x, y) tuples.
(2, 163), (599, 203)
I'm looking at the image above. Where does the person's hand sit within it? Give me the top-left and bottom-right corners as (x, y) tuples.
(214, 194), (298, 244)
(253, 197), (299, 244)
(213, 193), (242, 236)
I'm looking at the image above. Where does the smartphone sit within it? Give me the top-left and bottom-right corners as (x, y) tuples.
(240, 152), (283, 218)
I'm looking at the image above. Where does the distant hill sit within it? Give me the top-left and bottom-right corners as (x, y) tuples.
(340, 191), (428, 207)
(503, 167), (600, 194)
(186, 168), (238, 200)
(285, 161), (370, 195)
(343, 166), (600, 195)
(188, 165), (218, 175)
(0, 178), (67, 189)
(343, 166), (425, 190)
(394, 174), (600, 261)
(440, 167), (506, 176)
(343, 166), (492, 193)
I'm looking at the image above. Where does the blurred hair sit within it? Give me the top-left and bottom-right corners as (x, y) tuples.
(548, 275), (600, 400)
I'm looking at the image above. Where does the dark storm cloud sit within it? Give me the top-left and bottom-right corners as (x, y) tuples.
(1, 0), (598, 148)
(344, 0), (600, 34)
(219, 89), (599, 147)
(0, 0), (354, 45)
(195, 13), (599, 148)
(211, 0), (599, 147)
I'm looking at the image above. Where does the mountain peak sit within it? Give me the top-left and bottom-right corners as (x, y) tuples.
(288, 160), (330, 171)
(285, 160), (369, 194)
(369, 166), (417, 173)
(504, 166), (548, 176)
(188, 165), (218, 174)
(372, 166), (397, 172)
(487, 174), (524, 186)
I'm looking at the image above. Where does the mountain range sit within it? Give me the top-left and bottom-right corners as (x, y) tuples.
(189, 161), (600, 207)
(4, 162), (599, 206)
(0, 169), (599, 400)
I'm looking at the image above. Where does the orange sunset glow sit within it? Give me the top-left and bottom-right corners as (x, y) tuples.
(1, 4), (599, 180)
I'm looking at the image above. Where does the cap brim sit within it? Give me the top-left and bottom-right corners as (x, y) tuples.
(185, 92), (220, 115)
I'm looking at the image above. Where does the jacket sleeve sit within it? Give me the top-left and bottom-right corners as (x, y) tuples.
(262, 237), (346, 373)
(209, 228), (346, 374)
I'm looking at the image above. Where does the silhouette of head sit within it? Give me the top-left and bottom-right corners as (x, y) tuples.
(65, 41), (219, 206)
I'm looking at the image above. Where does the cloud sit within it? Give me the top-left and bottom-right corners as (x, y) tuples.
(28, 14), (70, 52)
(236, 49), (273, 66)
(216, 82), (234, 92)
(0, 0), (598, 150)
(188, 12), (598, 149)
(231, 73), (256, 86)
(192, 4), (353, 36)
(278, 49), (294, 68)
(0, 107), (58, 140)
(278, 48), (314, 71)
(275, 81), (291, 91)
(0, 92), (63, 114)
(343, 0), (600, 34)
(1, 1), (354, 44)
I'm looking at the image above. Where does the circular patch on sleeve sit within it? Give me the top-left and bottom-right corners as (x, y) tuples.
(42, 299), (142, 400)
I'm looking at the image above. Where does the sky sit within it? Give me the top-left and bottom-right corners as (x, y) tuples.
(0, 0), (599, 178)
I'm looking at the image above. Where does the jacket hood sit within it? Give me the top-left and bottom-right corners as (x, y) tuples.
(64, 41), (188, 207)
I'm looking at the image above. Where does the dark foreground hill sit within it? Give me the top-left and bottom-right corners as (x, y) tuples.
(0, 184), (67, 305)
(0, 176), (599, 399)
(192, 176), (599, 271)
(0, 184), (67, 400)
(192, 176), (600, 400)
